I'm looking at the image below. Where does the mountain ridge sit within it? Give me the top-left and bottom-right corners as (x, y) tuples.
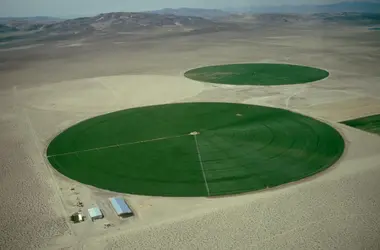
(148, 8), (231, 19)
(0, 12), (218, 34)
(228, 1), (380, 14)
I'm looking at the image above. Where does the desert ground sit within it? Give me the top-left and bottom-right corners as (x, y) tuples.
(1, 20), (380, 250)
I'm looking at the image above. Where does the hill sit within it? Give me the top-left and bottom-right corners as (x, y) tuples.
(0, 12), (218, 35)
(148, 8), (231, 19)
(216, 12), (380, 26)
(0, 16), (62, 33)
(0, 12), (230, 46)
(1, 10), (379, 47)
(0, 16), (62, 24)
(227, 1), (380, 14)
(313, 12), (380, 25)
(0, 24), (18, 33)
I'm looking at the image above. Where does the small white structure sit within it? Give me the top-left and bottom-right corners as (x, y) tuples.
(88, 207), (103, 221)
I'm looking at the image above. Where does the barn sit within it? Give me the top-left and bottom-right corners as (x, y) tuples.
(88, 207), (103, 221)
(109, 197), (133, 217)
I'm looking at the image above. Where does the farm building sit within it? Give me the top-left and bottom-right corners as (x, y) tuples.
(109, 197), (133, 217)
(71, 212), (84, 223)
(88, 207), (103, 221)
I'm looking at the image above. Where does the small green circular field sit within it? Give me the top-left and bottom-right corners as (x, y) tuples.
(184, 63), (329, 85)
(47, 102), (344, 197)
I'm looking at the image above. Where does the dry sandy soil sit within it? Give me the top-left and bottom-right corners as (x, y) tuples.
(0, 21), (380, 250)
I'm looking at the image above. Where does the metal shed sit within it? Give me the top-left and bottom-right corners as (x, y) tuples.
(88, 207), (103, 221)
(109, 197), (133, 217)
(71, 212), (84, 223)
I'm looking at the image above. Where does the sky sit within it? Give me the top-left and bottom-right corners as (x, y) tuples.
(0, 0), (375, 17)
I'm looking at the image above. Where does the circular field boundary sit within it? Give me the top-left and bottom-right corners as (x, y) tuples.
(46, 102), (345, 197)
(183, 63), (330, 86)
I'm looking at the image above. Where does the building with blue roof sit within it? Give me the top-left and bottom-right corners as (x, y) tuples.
(109, 197), (133, 217)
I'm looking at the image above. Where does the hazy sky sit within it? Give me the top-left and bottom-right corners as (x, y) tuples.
(0, 0), (373, 17)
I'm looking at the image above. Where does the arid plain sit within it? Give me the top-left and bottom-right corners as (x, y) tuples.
(1, 17), (380, 249)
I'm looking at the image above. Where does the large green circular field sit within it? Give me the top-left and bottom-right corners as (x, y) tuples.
(184, 63), (329, 85)
(47, 103), (344, 197)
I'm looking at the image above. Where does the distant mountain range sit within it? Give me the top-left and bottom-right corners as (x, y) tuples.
(1, 3), (380, 42)
(43, 12), (218, 33)
(1, 1), (379, 27)
(148, 2), (380, 16)
(0, 24), (18, 33)
(0, 12), (227, 46)
(228, 1), (380, 14)
(0, 16), (62, 25)
(0, 16), (62, 33)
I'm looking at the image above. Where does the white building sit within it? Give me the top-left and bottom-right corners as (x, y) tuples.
(88, 207), (103, 221)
